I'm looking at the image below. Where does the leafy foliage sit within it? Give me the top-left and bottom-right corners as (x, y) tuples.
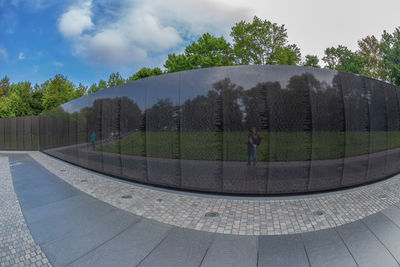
(358, 35), (386, 80)
(88, 80), (107, 94)
(164, 33), (234, 73)
(302, 55), (320, 68)
(127, 67), (163, 82)
(230, 16), (301, 65)
(381, 28), (400, 86)
(322, 45), (367, 74)
(42, 74), (76, 113)
(107, 72), (125, 87)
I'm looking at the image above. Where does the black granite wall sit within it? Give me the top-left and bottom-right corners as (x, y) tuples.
(1, 65), (400, 194)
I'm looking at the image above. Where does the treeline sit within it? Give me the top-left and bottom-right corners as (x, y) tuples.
(1, 16), (400, 118)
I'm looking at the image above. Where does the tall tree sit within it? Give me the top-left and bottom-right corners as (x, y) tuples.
(42, 74), (75, 113)
(31, 84), (44, 115)
(302, 55), (320, 68)
(164, 54), (193, 73)
(0, 76), (10, 97)
(164, 33), (234, 73)
(8, 82), (34, 116)
(357, 35), (386, 80)
(107, 72), (125, 88)
(127, 67), (163, 81)
(88, 80), (107, 94)
(322, 45), (367, 75)
(75, 83), (87, 98)
(0, 96), (13, 118)
(230, 16), (301, 65)
(184, 33), (235, 68)
(381, 28), (400, 86)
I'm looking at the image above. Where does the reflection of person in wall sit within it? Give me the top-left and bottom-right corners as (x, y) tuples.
(91, 132), (96, 149)
(247, 127), (261, 166)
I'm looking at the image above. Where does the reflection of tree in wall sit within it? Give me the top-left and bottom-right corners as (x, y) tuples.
(56, 72), (391, 139)
(146, 99), (178, 131)
(120, 96), (142, 134)
(241, 81), (276, 130)
(86, 99), (103, 141)
(181, 78), (244, 132)
(309, 74), (344, 132)
(181, 92), (218, 131)
(101, 98), (121, 142)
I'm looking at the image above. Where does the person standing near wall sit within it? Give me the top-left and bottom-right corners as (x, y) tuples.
(91, 132), (96, 149)
(247, 127), (260, 166)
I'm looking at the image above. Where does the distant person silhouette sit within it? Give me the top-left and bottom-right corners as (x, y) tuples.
(247, 127), (260, 166)
(91, 132), (96, 149)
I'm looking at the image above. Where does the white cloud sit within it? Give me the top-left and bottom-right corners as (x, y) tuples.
(0, 46), (7, 61)
(18, 52), (24, 60)
(58, 0), (251, 66)
(58, 1), (93, 38)
(122, 12), (182, 53)
(88, 30), (148, 64)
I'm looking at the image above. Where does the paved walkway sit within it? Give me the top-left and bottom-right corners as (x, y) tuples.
(32, 151), (400, 235)
(2, 152), (400, 266)
(0, 155), (50, 266)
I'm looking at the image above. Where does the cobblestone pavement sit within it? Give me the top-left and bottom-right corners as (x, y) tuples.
(0, 155), (51, 267)
(9, 151), (400, 236)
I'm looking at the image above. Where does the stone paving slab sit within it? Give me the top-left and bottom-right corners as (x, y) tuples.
(301, 228), (357, 267)
(200, 234), (258, 267)
(0, 155), (51, 267)
(257, 234), (309, 267)
(362, 212), (400, 262)
(22, 150), (400, 236)
(336, 220), (399, 267)
(67, 219), (172, 267)
(137, 227), (215, 267)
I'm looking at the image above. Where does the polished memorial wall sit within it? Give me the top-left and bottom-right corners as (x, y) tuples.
(1, 65), (400, 195)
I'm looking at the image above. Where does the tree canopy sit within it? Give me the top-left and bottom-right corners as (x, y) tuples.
(322, 45), (367, 74)
(302, 55), (320, 68)
(381, 28), (400, 85)
(127, 67), (163, 82)
(230, 16), (301, 65)
(164, 33), (234, 73)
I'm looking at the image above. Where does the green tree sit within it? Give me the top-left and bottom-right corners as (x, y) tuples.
(184, 33), (234, 68)
(302, 55), (320, 68)
(42, 74), (75, 113)
(127, 67), (163, 81)
(8, 82), (34, 116)
(322, 45), (367, 74)
(31, 84), (44, 115)
(88, 79), (107, 94)
(75, 83), (87, 98)
(0, 96), (14, 118)
(381, 28), (400, 85)
(164, 54), (193, 73)
(0, 76), (10, 97)
(107, 72), (125, 88)
(230, 16), (301, 65)
(357, 35), (386, 80)
(164, 33), (234, 73)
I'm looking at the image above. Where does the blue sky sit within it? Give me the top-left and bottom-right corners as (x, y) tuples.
(1, 0), (400, 87)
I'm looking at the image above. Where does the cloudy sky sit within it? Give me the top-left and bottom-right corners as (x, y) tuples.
(0, 0), (399, 86)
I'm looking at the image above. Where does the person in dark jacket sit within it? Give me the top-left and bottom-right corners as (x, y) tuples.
(247, 127), (260, 165)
